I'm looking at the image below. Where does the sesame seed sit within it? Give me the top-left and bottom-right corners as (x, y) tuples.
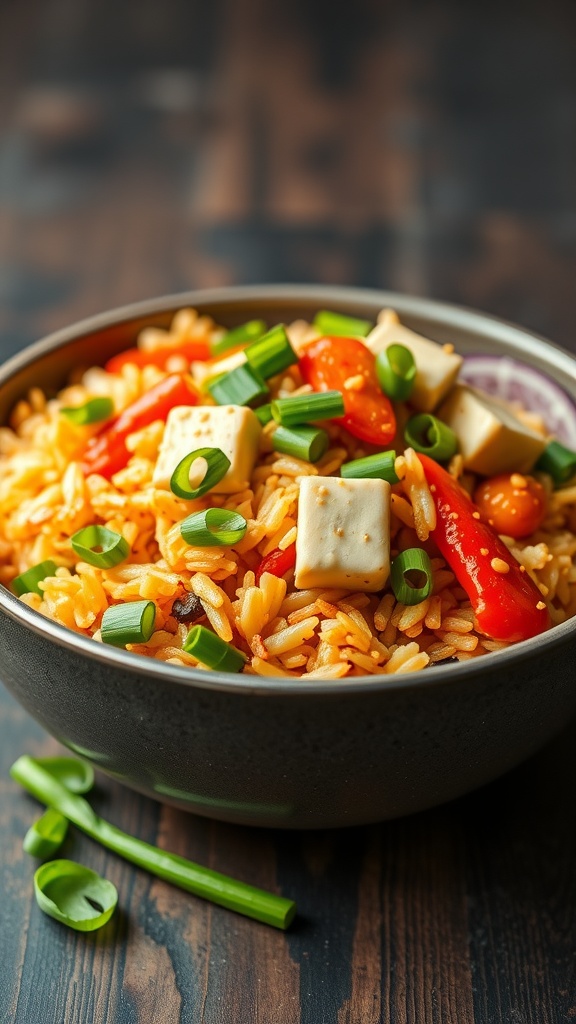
(363, 533), (370, 542)
(491, 557), (510, 574)
(472, 511), (481, 519)
(510, 473), (527, 488)
(480, 547), (489, 556)
(334, 527), (344, 537)
(536, 601), (546, 610)
(450, 512), (459, 520)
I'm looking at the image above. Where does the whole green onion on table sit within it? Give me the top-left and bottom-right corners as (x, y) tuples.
(11, 755), (296, 930)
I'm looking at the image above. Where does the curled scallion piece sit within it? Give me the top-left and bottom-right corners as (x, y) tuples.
(11, 756), (296, 930)
(404, 413), (458, 462)
(60, 397), (114, 426)
(34, 756), (94, 795)
(34, 859), (118, 932)
(244, 324), (297, 379)
(180, 508), (247, 547)
(23, 808), (69, 859)
(12, 560), (58, 597)
(312, 310), (373, 338)
(71, 525), (130, 568)
(390, 548), (433, 606)
(376, 344), (416, 401)
(170, 447), (231, 500)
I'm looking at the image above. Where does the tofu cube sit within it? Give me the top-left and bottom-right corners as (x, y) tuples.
(153, 405), (262, 493)
(437, 384), (547, 475)
(295, 476), (390, 592)
(365, 309), (462, 412)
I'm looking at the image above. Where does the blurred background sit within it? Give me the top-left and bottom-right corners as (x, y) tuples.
(1, 0), (576, 357)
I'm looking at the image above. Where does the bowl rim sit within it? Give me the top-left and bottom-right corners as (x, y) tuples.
(1, 282), (575, 697)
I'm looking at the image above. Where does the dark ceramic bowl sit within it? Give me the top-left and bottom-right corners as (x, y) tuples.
(1, 286), (576, 828)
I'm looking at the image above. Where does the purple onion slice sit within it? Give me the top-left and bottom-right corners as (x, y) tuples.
(460, 356), (576, 447)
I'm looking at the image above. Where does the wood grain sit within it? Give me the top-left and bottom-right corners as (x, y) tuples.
(1, 0), (576, 1020)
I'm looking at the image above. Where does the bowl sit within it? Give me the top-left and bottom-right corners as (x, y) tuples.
(1, 285), (576, 829)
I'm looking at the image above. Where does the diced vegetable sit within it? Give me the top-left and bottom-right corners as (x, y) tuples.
(12, 560), (58, 597)
(71, 525), (130, 568)
(255, 403), (273, 425)
(207, 364), (269, 407)
(340, 451), (399, 483)
(404, 413), (458, 462)
(271, 390), (344, 427)
(184, 624), (247, 672)
(375, 344), (416, 401)
(105, 340), (211, 374)
(299, 335), (396, 445)
(60, 398), (114, 425)
(473, 473), (548, 538)
(211, 319), (267, 357)
(23, 809), (69, 859)
(535, 441), (576, 487)
(390, 548), (433, 605)
(170, 447), (231, 500)
(101, 600), (157, 647)
(245, 324), (297, 379)
(255, 543), (296, 583)
(271, 425), (329, 463)
(313, 310), (373, 338)
(180, 508), (247, 547)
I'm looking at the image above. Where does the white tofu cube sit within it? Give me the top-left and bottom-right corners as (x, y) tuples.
(295, 476), (390, 592)
(365, 309), (462, 412)
(437, 384), (547, 475)
(153, 405), (262, 493)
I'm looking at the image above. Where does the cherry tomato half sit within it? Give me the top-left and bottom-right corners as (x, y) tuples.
(473, 472), (547, 539)
(299, 336), (396, 446)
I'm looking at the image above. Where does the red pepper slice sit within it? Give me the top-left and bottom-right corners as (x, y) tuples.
(255, 544), (296, 584)
(81, 374), (198, 479)
(299, 336), (396, 445)
(105, 339), (211, 375)
(418, 453), (550, 643)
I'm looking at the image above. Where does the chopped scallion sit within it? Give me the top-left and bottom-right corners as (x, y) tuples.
(12, 560), (58, 597)
(180, 508), (247, 547)
(71, 525), (130, 568)
(208, 364), (269, 407)
(390, 548), (433, 606)
(211, 320), (267, 357)
(23, 808), (69, 860)
(313, 310), (373, 338)
(60, 397), (114, 425)
(101, 600), (157, 647)
(245, 325), (297, 379)
(271, 390), (344, 427)
(341, 451), (399, 483)
(376, 344), (416, 401)
(535, 440), (576, 487)
(404, 413), (458, 461)
(271, 425), (329, 463)
(184, 624), (247, 672)
(170, 447), (231, 500)
(255, 403), (273, 426)
(34, 859), (118, 932)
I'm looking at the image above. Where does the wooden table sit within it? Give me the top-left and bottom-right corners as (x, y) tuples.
(1, 2), (576, 1021)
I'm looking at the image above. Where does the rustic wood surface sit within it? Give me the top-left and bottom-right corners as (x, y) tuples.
(1, 1), (576, 1021)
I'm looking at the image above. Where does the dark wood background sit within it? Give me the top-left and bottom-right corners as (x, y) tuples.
(1, 1), (576, 1021)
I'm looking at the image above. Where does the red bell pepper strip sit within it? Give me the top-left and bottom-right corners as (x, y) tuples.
(299, 336), (396, 446)
(105, 339), (211, 374)
(255, 544), (296, 584)
(81, 374), (198, 479)
(418, 453), (550, 643)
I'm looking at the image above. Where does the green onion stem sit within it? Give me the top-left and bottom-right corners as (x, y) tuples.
(404, 414), (458, 461)
(390, 548), (433, 605)
(211, 320), (267, 357)
(101, 600), (157, 647)
(272, 425), (329, 463)
(60, 397), (114, 426)
(271, 390), (344, 427)
(11, 756), (296, 930)
(12, 560), (58, 597)
(180, 508), (247, 547)
(535, 440), (576, 487)
(184, 624), (247, 672)
(170, 447), (231, 500)
(255, 403), (273, 426)
(375, 344), (416, 401)
(340, 451), (399, 483)
(208, 364), (269, 407)
(245, 325), (297, 379)
(312, 310), (373, 338)
(71, 525), (130, 568)
(23, 808), (69, 859)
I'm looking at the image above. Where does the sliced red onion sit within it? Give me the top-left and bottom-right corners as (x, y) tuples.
(460, 356), (576, 447)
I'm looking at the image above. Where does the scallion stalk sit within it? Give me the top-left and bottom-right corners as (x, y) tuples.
(208, 364), (269, 407)
(211, 320), (267, 357)
(404, 413), (458, 461)
(180, 508), (247, 547)
(101, 600), (156, 647)
(170, 447), (231, 500)
(271, 425), (329, 463)
(255, 403), (273, 425)
(340, 451), (399, 483)
(60, 397), (114, 426)
(23, 808), (69, 860)
(11, 756), (296, 929)
(312, 310), (373, 338)
(245, 325), (297, 379)
(71, 525), (130, 568)
(535, 440), (576, 487)
(12, 560), (58, 597)
(375, 344), (416, 401)
(271, 390), (344, 427)
(390, 548), (433, 605)
(184, 624), (247, 672)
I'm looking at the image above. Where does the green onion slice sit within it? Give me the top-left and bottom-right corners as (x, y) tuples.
(208, 364), (269, 407)
(71, 525), (130, 568)
(12, 560), (58, 597)
(101, 600), (156, 647)
(341, 450), (399, 483)
(376, 344), (416, 401)
(184, 624), (247, 672)
(404, 413), (458, 461)
(255, 403), (273, 426)
(180, 508), (247, 547)
(271, 390), (344, 427)
(313, 310), (373, 338)
(60, 397), (114, 425)
(34, 859), (118, 932)
(272, 425), (329, 463)
(245, 325), (297, 379)
(170, 447), (231, 500)
(390, 548), (433, 606)
(23, 808), (69, 859)
(35, 756), (94, 794)
(211, 320), (267, 357)
(535, 440), (576, 487)
(11, 755), (296, 929)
